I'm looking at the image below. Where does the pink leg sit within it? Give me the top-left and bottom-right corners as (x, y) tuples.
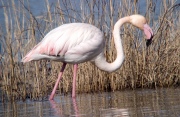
(49, 63), (66, 100)
(72, 64), (78, 98)
(72, 98), (79, 116)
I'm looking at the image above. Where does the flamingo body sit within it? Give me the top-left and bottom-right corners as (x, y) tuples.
(22, 23), (104, 64)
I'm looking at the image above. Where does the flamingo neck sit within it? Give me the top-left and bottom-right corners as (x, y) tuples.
(94, 16), (130, 72)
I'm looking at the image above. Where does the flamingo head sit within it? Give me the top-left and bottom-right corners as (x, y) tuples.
(129, 14), (154, 46)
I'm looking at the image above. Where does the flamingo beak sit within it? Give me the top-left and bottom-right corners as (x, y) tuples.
(146, 38), (153, 47)
(143, 24), (154, 47)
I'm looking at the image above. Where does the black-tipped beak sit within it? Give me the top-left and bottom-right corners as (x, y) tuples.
(146, 34), (153, 47)
(143, 24), (153, 47)
(146, 39), (152, 47)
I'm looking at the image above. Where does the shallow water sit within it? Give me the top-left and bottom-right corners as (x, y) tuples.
(0, 88), (180, 117)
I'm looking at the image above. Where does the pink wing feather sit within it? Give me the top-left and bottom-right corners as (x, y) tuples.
(22, 23), (104, 64)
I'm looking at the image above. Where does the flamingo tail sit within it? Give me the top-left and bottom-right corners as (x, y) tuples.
(21, 43), (42, 63)
(22, 49), (37, 63)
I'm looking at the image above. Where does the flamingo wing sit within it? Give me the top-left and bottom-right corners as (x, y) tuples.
(22, 23), (104, 63)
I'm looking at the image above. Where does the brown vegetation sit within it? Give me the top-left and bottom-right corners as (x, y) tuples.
(0, 0), (179, 101)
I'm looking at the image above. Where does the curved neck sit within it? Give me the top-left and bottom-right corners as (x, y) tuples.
(94, 16), (130, 72)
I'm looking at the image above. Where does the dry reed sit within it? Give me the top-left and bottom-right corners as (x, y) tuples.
(0, 0), (179, 101)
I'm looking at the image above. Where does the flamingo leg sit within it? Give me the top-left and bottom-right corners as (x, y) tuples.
(49, 63), (66, 100)
(72, 64), (78, 98)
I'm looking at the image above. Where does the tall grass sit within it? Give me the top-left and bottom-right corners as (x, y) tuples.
(0, 0), (179, 101)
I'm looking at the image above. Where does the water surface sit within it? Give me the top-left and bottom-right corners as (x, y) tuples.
(0, 88), (180, 117)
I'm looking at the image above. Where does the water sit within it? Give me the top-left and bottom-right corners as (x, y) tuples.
(0, 88), (180, 117)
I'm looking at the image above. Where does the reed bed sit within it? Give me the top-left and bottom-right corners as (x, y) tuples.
(0, 0), (179, 101)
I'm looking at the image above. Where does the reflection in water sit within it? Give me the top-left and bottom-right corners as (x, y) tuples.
(50, 98), (82, 117)
(0, 88), (180, 117)
(100, 108), (129, 117)
(50, 100), (63, 116)
(50, 95), (130, 117)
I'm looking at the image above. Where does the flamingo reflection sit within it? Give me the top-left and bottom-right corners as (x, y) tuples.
(50, 97), (80, 117)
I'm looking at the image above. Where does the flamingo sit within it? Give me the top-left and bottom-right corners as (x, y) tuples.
(22, 14), (153, 100)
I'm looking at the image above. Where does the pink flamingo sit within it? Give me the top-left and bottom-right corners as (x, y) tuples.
(22, 14), (153, 100)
